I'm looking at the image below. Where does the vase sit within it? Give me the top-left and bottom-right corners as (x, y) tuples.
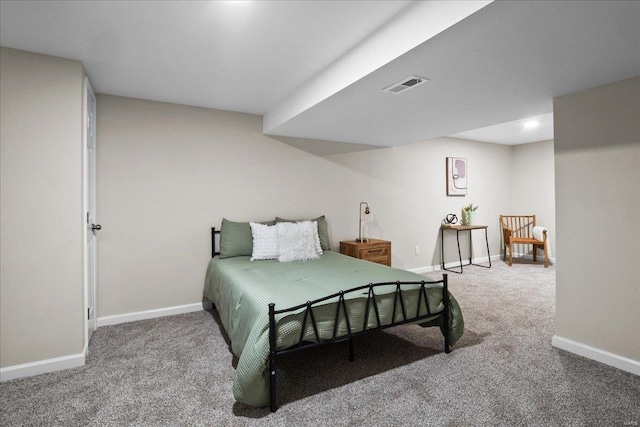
(462, 210), (473, 225)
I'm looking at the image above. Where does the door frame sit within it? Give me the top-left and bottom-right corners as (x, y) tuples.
(83, 76), (97, 354)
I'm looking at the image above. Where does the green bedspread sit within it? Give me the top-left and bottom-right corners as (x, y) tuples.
(203, 251), (464, 407)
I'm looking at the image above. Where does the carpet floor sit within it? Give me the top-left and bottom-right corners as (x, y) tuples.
(1, 261), (639, 426)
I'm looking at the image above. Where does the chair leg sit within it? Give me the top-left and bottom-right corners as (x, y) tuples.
(543, 241), (548, 268)
(508, 242), (513, 266)
(533, 244), (537, 263)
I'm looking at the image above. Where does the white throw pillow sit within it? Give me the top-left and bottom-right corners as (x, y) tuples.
(276, 221), (320, 262)
(249, 222), (279, 260)
(311, 221), (323, 255)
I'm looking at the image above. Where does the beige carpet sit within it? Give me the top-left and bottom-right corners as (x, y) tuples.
(1, 261), (639, 426)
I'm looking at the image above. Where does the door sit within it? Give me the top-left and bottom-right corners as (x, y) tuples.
(84, 78), (98, 345)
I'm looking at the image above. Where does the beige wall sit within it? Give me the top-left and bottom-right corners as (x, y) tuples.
(0, 47), (85, 367)
(328, 137), (513, 268)
(96, 94), (525, 318)
(510, 139), (556, 258)
(0, 50), (558, 370)
(96, 95), (351, 315)
(554, 76), (640, 361)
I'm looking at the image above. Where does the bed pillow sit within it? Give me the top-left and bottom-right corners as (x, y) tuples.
(249, 222), (279, 260)
(276, 215), (330, 251)
(220, 218), (275, 258)
(311, 221), (323, 255)
(276, 221), (320, 262)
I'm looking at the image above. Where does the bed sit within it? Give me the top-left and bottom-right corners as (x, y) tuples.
(203, 220), (464, 411)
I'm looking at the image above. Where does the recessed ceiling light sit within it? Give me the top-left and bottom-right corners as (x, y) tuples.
(223, 0), (252, 6)
(523, 120), (540, 130)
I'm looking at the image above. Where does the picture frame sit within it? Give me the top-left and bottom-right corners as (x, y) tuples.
(446, 157), (467, 196)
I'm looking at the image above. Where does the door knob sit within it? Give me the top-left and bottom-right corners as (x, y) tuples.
(92, 224), (102, 231)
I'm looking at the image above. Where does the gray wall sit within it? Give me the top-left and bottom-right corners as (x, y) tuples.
(0, 47), (85, 367)
(95, 94), (554, 319)
(554, 76), (640, 362)
(510, 140), (556, 258)
(0, 46), (558, 371)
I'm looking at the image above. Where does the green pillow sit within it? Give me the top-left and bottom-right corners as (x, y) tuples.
(219, 218), (275, 258)
(276, 215), (330, 251)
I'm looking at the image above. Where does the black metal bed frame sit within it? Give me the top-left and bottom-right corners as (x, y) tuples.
(211, 227), (220, 258)
(210, 227), (451, 413)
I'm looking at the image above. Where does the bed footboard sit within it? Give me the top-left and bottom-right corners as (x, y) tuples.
(268, 276), (450, 412)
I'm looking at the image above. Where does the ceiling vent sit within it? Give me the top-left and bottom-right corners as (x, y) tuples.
(383, 76), (428, 94)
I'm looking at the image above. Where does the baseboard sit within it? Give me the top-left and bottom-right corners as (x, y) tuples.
(552, 335), (640, 376)
(1, 303), (207, 382)
(0, 352), (85, 382)
(511, 252), (556, 265)
(409, 254), (556, 274)
(97, 302), (205, 327)
(409, 255), (501, 275)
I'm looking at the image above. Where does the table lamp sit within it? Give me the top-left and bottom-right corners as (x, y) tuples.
(356, 202), (371, 242)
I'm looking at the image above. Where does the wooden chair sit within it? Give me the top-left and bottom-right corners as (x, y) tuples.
(499, 215), (548, 267)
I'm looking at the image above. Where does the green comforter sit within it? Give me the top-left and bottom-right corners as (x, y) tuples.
(203, 251), (464, 407)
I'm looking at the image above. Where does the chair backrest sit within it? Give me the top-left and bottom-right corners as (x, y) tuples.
(500, 215), (537, 239)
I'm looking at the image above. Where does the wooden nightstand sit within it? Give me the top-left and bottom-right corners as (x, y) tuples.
(339, 239), (391, 267)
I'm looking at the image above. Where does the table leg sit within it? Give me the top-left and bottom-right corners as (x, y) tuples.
(440, 228), (445, 270)
(485, 227), (492, 267)
(456, 230), (463, 273)
(470, 227), (491, 269)
(442, 228), (463, 273)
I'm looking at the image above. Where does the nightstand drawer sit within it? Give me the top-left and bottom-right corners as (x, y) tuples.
(360, 246), (389, 259)
(339, 239), (391, 267)
(365, 254), (391, 265)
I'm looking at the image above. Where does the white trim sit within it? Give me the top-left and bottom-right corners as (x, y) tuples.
(509, 252), (556, 265)
(1, 303), (205, 381)
(409, 265), (438, 274)
(408, 254), (502, 274)
(552, 335), (640, 376)
(0, 352), (85, 382)
(83, 77), (98, 348)
(97, 303), (204, 327)
(83, 76), (88, 350)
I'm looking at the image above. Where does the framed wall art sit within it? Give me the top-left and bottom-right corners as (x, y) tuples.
(446, 157), (467, 196)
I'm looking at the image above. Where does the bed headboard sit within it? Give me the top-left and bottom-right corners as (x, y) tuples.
(211, 227), (220, 258)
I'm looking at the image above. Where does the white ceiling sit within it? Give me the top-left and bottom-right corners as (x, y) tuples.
(0, 0), (413, 114)
(451, 113), (554, 146)
(1, 1), (639, 147)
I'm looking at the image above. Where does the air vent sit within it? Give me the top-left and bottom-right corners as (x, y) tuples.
(383, 75), (428, 94)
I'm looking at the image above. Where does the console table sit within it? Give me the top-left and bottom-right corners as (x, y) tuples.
(440, 224), (491, 273)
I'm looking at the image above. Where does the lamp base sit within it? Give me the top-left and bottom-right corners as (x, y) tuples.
(356, 238), (370, 243)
